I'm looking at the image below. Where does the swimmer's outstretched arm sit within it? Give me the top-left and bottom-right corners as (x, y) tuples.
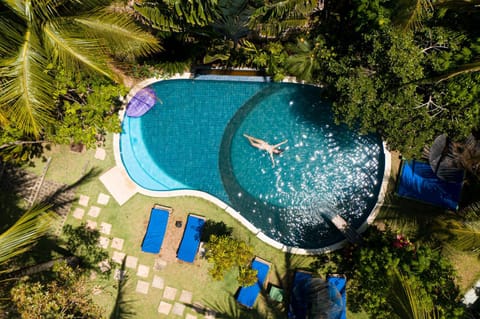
(273, 140), (288, 148)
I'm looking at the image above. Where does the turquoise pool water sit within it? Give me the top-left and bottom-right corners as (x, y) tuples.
(120, 79), (385, 249)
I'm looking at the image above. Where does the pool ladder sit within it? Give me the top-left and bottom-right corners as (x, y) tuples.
(326, 214), (363, 245)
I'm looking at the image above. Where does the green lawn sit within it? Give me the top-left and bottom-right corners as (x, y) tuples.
(25, 138), (474, 319)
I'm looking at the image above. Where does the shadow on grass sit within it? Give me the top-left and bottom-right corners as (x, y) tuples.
(110, 257), (136, 319)
(201, 220), (233, 242)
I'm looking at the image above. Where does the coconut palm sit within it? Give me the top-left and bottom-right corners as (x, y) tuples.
(0, 0), (160, 138)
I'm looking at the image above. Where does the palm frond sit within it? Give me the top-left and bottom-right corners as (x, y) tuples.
(74, 13), (161, 60)
(133, 3), (183, 32)
(0, 205), (55, 269)
(43, 21), (113, 78)
(0, 34), (55, 137)
(393, 0), (433, 32)
(0, 12), (25, 56)
(433, 60), (480, 82)
(388, 270), (437, 319)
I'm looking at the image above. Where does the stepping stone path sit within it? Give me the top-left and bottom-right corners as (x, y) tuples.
(125, 255), (138, 269)
(111, 237), (124, 250)
(152, 275), (164, 289)
(113, 269), (126, 281)
(94, 148), (106, 160)
(100, 222), (112, 235)
(112, 251), (126, 264)
(97, 193), (110, 205)
(179, 290), (193, 303)
(185, 314), (197, 319)
(78, 195), (89, 207)
(85, 220), (97, 230)
(172, 302), (185, 316)
(163, 286), (177, 300)
(158, 301), (172, 315)
(137, 264), (150, 278)
(98, 236), (110, 249)
(87, 206), (101, 218)
(72, 208), (85, 220)
(136, 280), (150, 294)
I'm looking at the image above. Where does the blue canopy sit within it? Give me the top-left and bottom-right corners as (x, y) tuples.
(141, 207), (169, 254)
(177, 215), (205, 263)
(397, 160), (463, 210)
(126, 87), (156, 117)
(236, 258), (271, 308)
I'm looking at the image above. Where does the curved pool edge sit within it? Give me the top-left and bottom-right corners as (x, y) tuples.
(113, 73), (392, 255)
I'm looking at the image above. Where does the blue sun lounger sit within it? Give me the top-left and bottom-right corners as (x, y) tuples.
(141, 205), (171, 254)
(288, 270), (313, 319)
(177, 214), (206, 263)
(327, 275), (347, 319)
(236, 257), (271, 308)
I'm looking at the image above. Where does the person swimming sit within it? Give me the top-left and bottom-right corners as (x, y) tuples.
(244, 134), (288, 167)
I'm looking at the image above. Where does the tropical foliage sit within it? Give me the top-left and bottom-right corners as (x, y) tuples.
(0, 0), (159, 141)
(10, 261), (104, 318)
(204, 234), (256, 286)
(341, 227), (464, 319)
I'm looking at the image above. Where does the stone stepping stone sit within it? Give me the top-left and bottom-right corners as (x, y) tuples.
(72, 208), (85, 220)
(158, 301), (172, 315)
(185, 314), (197, 319)
(137, 264), (150, 278)
(135, 280), (149, 294)
(154, 258), (167, 270)
(88, 206), (101, 218)
(179, 290), (193, 303)
(78, 195), (89, 207)
(113, 269), (126, 281)
(85, 220), (97, 230)
(100, 222), (112, 235)
(94, 148), (106, 160)
(97, 193), (110, 205)
(111, 237), (124, 250)
(172, 302), (185, 316)
(98, 236), (110, 249)
(163, 286), (177, 300)
(112, 251), (126, 264)
(152, 275), (164, 289)
(98, 259), (111, 273)
(125, 255), (138, 269)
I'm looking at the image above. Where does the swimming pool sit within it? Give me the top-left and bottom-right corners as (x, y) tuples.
(120, 78), (386, 249)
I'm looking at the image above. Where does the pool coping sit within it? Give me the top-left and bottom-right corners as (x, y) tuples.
(110, 72), (392, 255)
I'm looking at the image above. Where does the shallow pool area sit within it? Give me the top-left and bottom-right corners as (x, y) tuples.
(120, 78), (387, 249)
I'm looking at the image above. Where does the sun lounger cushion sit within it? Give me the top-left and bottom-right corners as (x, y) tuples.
(327, 276), (347, 319)
(236, 258), (271, 308)
(141, 207), (169, 254)
(288, 271), (313, 319)
(177, 215), (205, 263)
(397, 160), (463, 210)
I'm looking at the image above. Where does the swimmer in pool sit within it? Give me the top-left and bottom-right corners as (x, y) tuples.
(244, 134), (288, 167)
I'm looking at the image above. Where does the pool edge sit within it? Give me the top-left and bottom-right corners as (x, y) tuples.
(112, 73), (392, 255)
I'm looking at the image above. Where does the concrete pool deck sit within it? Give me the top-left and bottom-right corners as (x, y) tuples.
(101, 72), (392, 255)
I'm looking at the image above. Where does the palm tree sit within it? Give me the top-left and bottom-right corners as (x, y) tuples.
(0, 0), (160, 138)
